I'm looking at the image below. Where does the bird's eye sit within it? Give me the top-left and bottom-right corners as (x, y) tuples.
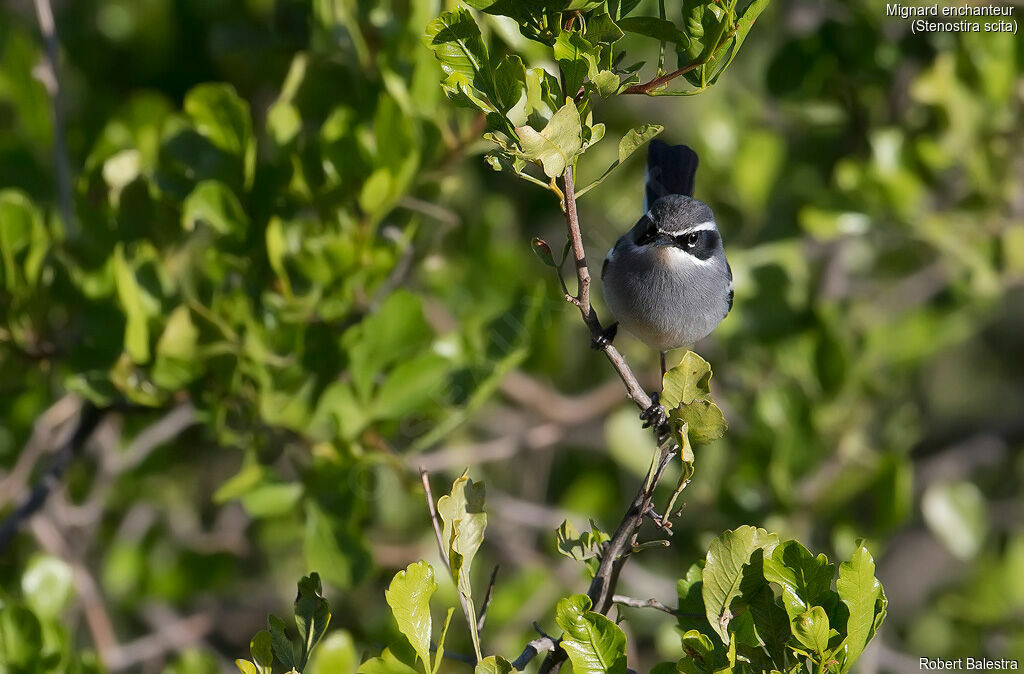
(685, 232), (700, 247)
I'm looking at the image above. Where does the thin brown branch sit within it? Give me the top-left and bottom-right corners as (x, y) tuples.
(621, 58), (706, 95)
(31, 516), (119, 663)
(612, 594), (683, 616)
(621, 30), (737, 96)
(476, 565), (500, 632)
(527, 167), (683, 674)
(0, 403), (104, 550)
(560, 167), (653, 411)
(420, 468), (450, 568)
(31, 0), (75, 235)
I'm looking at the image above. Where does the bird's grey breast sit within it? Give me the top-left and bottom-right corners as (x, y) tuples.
(603, 235), (731, 351)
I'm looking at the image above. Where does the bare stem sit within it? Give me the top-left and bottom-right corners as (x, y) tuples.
(560, 167), (653, 411)
(31, 0), (75, 236)
(530, 168), (683, 673)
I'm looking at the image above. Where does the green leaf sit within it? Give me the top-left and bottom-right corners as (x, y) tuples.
(745, 581), (790, 669)
(184, 83), (252, 157)
(555, 594), (628, 673)
(181, 180), (249, 238)
(474, 656), (514, 674)
(295, 573), (331, 667)
(235, 661), (259, 674)
(791, 606), (830, 656)
(250, 631), (274, 674)
(662, 352), (727, 444)
(672, 400), (727, 444)
(308, 631), (359, 674)
(370, 352), (452, 422)
(676, 562), (715, 639)
(0, 189), (46, 291)
(438, 471), (487, 598)
(835, 544), (882, 669)
(586, 9), (624, 45)
(303, 501), (369, 591)
(385, 561), (437, 670)
(762, 540), (834, 622)
(358, 646), (419, 674)
(342, 290), (433, 402)
(431, 607), (454, 674)
(493, 55), (527, 115)
(269, 614), (298, 669)
(113, 243), (150, 363)
(591, 70), (621, 97)
(576, 124), (662, 197)
(555, 519), (608, 566)
(242, 481), (303, 518)
(702, 526), (779, 644)
(516, 101), (584, 178)
(661, 351), (713, 408)
(152, 305), (200, 390)
(424, 9), (493, 104)
(618, 17), (689, 45)
(0, 605), (43, 665)
(554, 31), (599, 96)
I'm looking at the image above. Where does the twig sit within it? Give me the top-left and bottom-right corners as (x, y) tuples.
(621, 31), (736, 96)
(512, 636), (558, 670)
(0, 403), (104, 550)
(31, 516), (119, 663)
(559, 167), (653, 411)
(621, 58), (707, 95)
(105, 611), (214, 670)
(419, 467), (482, 664)
(31, 0), (75, 235)
(611, 595), (677, 616)
(527, 166), (682, 674)
(476, 565), (500, 632)
(420, 468), (450, 567)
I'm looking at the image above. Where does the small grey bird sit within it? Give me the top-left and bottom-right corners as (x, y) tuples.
(600, 140), (733, 425)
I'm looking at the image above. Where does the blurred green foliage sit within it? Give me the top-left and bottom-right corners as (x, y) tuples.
(0, 0), (1022, 672)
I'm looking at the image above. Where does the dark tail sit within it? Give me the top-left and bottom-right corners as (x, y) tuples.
(644, 139), (699, 211)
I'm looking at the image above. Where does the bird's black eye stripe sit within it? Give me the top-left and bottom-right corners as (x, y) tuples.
(674, 231), (702, 248)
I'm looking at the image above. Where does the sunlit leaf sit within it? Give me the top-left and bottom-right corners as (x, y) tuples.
(384, 561), (437, 669)
(555, 594), (628, 673)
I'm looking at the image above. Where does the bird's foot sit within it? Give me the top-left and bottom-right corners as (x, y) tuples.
(590, 322), (618, 350)
(640, 392), (670, 443)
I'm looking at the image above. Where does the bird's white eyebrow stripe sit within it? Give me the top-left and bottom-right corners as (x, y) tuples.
(655, 221), (717, 235)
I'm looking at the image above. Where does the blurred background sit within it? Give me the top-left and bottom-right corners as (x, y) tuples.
(0, 0), (1022, 671)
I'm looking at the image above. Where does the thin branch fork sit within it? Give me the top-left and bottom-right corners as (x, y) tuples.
(526, 168), (684, 673)
(621, 30), (738, 96)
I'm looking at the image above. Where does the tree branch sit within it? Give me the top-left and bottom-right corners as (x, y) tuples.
(559, 167), (653, 411)
(528, 168), (682, 673)
(0, 402), (104, 551)
(621, 31), (737, 96)
(31, 0), (75, 235)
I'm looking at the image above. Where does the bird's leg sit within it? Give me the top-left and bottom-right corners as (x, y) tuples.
(640, 391), (669, 443)
(590, 322), (618, 350)
(639, 351), (670, 441)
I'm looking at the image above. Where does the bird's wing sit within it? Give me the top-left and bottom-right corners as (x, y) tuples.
(644, 139), (699, 212)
